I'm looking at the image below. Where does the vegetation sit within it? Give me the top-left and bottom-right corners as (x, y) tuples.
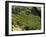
(12, 6), (41, 31)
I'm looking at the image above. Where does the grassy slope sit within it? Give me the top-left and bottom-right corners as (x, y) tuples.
(12, 6), (41, 31)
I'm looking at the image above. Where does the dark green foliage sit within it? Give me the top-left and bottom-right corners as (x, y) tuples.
(31, 7), (41, 17)
(12, 6), (41, 31)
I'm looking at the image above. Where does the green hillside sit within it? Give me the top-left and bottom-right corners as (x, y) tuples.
(12, 6), (41, 31)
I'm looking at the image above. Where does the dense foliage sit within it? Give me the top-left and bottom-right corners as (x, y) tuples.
(12, 6), (41, 31)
